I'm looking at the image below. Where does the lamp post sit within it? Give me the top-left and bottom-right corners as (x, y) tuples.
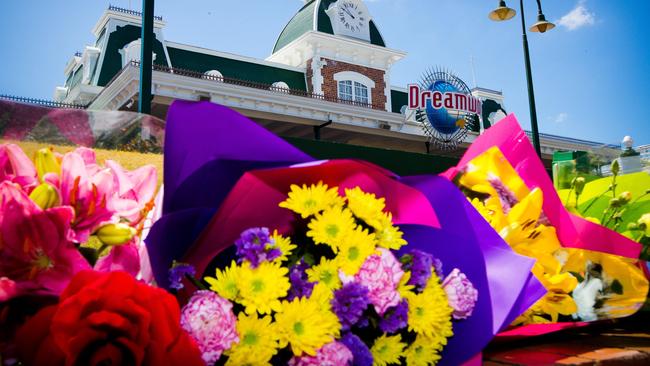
(138, 0), (155, 115)
(489, 0), (555, 157)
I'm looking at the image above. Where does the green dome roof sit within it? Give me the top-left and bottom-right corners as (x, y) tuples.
(272, 0), (386, 54)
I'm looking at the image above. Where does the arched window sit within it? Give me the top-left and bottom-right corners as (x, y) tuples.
(333, 71), (374, 105)
(203, 70), (223, 80)
(271, 81), (290, 93)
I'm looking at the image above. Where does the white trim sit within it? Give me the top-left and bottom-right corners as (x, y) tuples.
(310, 58), (326, 95)
(390, 86), (408, 93)
(166, 41), (305, 73)
(333, 71), (375, 88)
(92, 9), (166, 37)
(383, 72), (391, 112)
(266, 31), (406, 70)
(313, 0), (322, 32)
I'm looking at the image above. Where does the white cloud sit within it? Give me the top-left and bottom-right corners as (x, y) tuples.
(558, 0), (596, 31)
(553, 112), (569, 123)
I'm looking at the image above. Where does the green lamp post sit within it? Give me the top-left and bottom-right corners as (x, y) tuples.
(489, 0), (555, 157)
(138, 0), (155, 115)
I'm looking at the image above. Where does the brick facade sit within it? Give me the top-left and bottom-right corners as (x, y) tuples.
(311, 57), (386, 110)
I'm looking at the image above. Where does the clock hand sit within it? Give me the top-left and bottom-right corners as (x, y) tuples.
(343, 8), (355, 19)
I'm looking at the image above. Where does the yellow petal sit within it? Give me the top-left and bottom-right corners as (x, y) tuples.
(28, 183), (61, 210)
(507, 187), (543, 226)
(34, 148), (60, 181)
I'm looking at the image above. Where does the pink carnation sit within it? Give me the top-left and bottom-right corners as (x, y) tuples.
(289, 341), (353, 366)
(180, 290), (239, 365)
(442, 268), (478, 320)
(354, 248), (404, 315)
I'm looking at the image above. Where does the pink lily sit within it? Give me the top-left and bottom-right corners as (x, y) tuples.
(105, 159), (157, 225)
(59, 149), (115, 242)
(94, 239), (141, 277)
(0, 181), (90, 300)
(0, 143), (38, 192)
(0, 277), (17, 301)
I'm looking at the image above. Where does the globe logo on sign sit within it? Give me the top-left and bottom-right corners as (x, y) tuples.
(408, 67), (482, 150)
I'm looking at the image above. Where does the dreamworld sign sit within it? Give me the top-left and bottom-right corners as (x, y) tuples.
(408, 68), (482, 150)
(407, 84), (483, 115)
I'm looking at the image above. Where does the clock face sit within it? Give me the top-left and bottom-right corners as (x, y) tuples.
(337, 1), (366, 33)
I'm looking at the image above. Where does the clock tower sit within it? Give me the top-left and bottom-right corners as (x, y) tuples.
(325, 0), (372, 42)
(267, 0), (406, 112)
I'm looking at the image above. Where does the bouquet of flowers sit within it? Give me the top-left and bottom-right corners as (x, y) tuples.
(147, 101), (545, 365)
(172, 181), (478, 365)
(0, 142), (158, 300)
(443, 115), (649, 334)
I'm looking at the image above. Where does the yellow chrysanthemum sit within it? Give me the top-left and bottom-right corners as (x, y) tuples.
(279, 182), (345, 218)
(306, 257), (342, 290)
(373, 212), (407, 250)
(397, 271), (415, 298)
(275, 293), (340, 356)
(307, 206), (356, 252)
(270, 230), (297, 263)
(406, 273), (454, 343)
(238, 261), (290, 315)
(403, 334), (443, 366)
(225, 313), (279, 366)
(205, 260), (241, 301)
(337, 227), (377, 276)
(310, 282), (335, 310)
(370, 334), (406, 366)
(345, 187), (386, 226)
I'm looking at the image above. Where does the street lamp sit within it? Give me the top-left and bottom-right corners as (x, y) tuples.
(139, 0), (155, 115)
(489, 0), (555, 157)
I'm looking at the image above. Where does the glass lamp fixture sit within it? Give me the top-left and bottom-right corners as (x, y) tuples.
(489, 0), (516, 21)
(530, 10), (555, 32)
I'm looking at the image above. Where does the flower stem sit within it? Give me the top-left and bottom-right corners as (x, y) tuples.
(185, 273), (208, 291)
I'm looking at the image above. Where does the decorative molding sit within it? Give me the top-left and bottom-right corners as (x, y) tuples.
(310, 58), (327, 95)
(266, 31), (406, 70)
(333, 71), (375, 88)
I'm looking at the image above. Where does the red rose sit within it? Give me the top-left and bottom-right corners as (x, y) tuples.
(15, 271), (204, 366)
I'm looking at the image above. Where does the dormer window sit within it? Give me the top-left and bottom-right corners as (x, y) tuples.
(334, 71), (375, 106)
(338, 81), (369, 104)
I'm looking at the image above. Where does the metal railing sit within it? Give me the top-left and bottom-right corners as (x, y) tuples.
(120, 61), (385, 111)
(108, 5), (163, 21)
(0, 95), (87, 109)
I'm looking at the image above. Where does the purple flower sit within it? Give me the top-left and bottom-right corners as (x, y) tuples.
(340, 333), (373, 366)
(405, 249), (436, 291)
(168, 263), (196, 290)
(332, 282), (371, 331)
(379, 299), (408, 333)
(442, 268), (479, 320)
(288, 260), (315, 300)
(234, 227), (281, 267)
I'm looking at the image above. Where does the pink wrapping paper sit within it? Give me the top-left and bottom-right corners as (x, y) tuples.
(443, 114), (642, 259)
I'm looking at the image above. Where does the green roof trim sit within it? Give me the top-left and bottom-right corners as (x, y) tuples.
(167, 47), (307, 91)
(369, 21), (386, 47)
(97, 25), (168, 86)
(273, 0), (386, 54)
(391, 89), (408, 114)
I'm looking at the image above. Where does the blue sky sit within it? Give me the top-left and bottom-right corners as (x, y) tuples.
(1, 0), (648, 145)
